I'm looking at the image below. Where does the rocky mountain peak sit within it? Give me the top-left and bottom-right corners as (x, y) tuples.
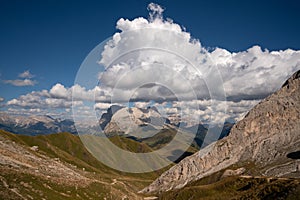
(99, 105), (123, 130)
(99, 105), (171, 137)
(282, 69), (300, 88)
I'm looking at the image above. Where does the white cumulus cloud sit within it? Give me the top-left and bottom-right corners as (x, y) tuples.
(49, 83), (69, 99)
(97, 3), (300, 104)
(211, 46), (300, 100)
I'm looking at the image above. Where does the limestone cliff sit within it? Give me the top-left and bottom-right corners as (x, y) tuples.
(141, 70), (300, 193)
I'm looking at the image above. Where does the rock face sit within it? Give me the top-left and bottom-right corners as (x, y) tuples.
(99, 105), (123, 130)
(221, 167), (246, 178)
(141, 70), (300, 193)
(99, 106), (170, 137)
(0, 114), (77, 135)
(99, 105), (233, 143)
(0, 132), (90, 186)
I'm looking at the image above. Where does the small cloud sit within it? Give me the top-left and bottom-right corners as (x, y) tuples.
(49, 83), (68, 99)
(147, 3), (165, 21)
(2, 70), (37, 87)
(18, 70), (34, 78)
(94, 102), (112, 110)
(0, 97), (4, 102)
(3, 79), (37, 86)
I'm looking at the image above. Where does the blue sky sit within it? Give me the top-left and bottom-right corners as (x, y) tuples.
(0, 0), (300, 122)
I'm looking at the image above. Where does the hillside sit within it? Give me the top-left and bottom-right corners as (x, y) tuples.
(0, 130), (166, 200)
(160, 171), (300, 199)
(141, 70), (300, 194)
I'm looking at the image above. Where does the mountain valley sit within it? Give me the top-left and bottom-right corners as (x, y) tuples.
(0, 70), (299, 199)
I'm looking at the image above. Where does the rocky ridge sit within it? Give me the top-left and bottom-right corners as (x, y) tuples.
(0, 133), (90, 186)
(0, 131), (157, 200)
(100, 106), (171, 137)
(141, 70), (300, 193)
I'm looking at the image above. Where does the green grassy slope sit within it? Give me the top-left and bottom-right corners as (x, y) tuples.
(0, 170), (112, 200)
(0, 130), (171, 199)
(1, 130), (167, 179)
(109, 135), (153, 153)
(140, 128), (198, 163)
(159, 167), (300, 200)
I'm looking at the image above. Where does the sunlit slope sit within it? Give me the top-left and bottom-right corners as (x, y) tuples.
(0, 130), (169, 200)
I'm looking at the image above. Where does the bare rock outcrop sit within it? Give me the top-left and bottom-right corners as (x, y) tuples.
(0, 133), (90, 186)
(141, 70), (300, 193)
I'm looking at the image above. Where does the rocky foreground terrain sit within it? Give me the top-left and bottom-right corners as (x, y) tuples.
(0, 131), (164, 200)
(141, 70), (300, 194)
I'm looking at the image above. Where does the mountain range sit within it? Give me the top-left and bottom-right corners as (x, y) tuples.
(98, 105), (234, 151)
(0, 103), (234, 152)
(0, 114), (77, 135)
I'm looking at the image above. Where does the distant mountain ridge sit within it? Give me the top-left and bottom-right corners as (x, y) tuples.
(0, 114), (77, 135)
(99, 105), (234, 151)
(0, 105), (233, 155)
(99, 106), (171, 137)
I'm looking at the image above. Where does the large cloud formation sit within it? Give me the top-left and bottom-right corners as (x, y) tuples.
(3, 3), (300, 125)
(97, 3), (299, 103)
(211, 46), (300, 101)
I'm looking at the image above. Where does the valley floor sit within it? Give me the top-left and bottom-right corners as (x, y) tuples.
(1, 130), (299, 200)
(0, 131), (161, 200)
